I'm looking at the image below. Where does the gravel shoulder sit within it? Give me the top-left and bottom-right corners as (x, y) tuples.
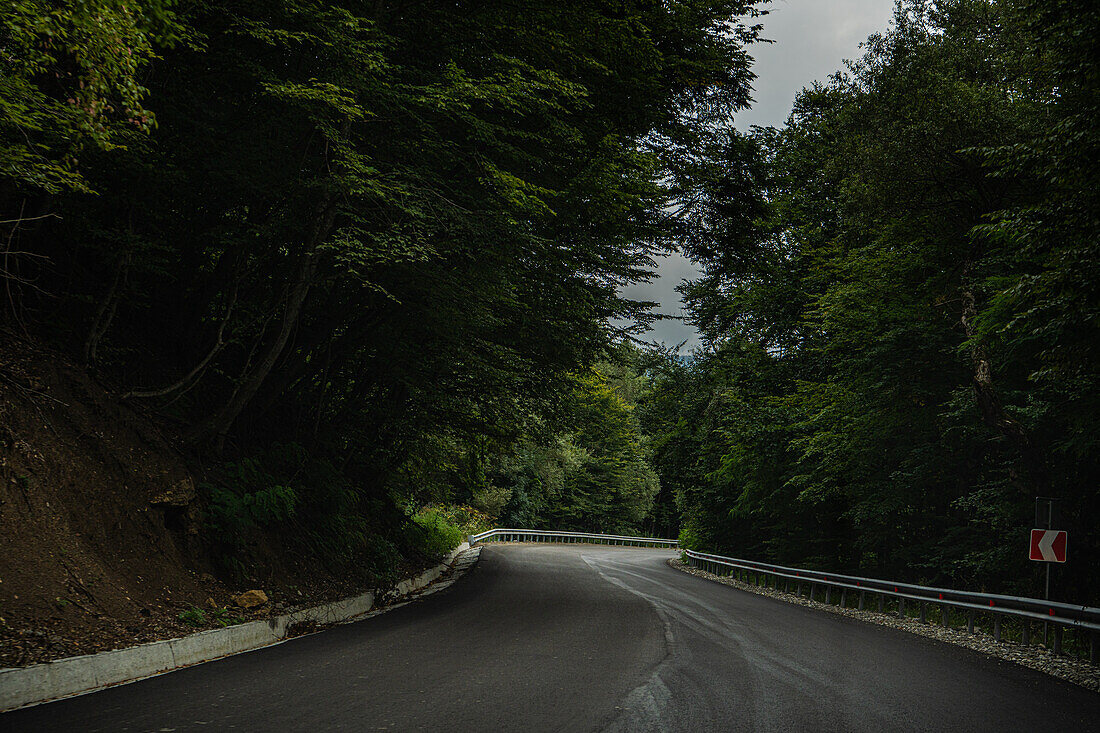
(669, 557), (1100, 694)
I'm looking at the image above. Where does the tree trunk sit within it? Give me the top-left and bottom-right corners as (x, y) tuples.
(83, 254), (129, 365)
(250, 305), (383, 416)
(124, 279), (239, 399)
(190, 199), (338, 445)
(960, 285), (1046, 493)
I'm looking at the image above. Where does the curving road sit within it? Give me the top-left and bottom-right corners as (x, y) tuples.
(3, 545), (1098, 732)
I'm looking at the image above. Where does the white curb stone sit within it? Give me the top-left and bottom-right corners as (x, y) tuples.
(0, 542), (473, 712)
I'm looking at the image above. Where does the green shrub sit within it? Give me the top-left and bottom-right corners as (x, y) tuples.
(677, 516), (703, 552)
(203, 455), (298, 554)
(305, 509), (401, 588)
(202, 444), (406, 589)
(410, 508), (465, 559)
(178, 607), (206, 627)
(424, 504), (495, 535)
(210, 607), (244, 627)
(358, 533), (402, 589)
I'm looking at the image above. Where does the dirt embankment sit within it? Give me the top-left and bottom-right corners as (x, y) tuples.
(0, 334), (386, 667)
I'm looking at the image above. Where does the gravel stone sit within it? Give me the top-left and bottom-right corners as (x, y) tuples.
(669, 557), (1100, 693)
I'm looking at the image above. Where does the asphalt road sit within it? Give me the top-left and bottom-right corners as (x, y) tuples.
(3, 545), (1099, 732)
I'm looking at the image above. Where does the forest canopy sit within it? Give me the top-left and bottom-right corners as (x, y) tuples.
(645, 0), (1100, 604)
(0, 1), (761, 575)
(2, 0), (1097, 604)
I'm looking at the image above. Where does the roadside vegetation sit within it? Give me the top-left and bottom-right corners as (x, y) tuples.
(641, 0), (1100, 605)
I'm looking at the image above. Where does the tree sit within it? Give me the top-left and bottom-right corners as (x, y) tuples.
(2, 0), (766, 569)
(0, 0), (179, 195)
(656, 0), (1100, 602)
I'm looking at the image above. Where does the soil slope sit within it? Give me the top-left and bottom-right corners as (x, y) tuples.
(0, 334), (393, 666)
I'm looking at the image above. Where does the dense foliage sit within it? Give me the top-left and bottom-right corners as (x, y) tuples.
(5, 0), (1096, 604)
(646, 0), (1099, 603)
(392, 346), (660, 535)
(2, 1), (761, 571)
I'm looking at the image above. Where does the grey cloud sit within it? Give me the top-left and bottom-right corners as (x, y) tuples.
(621, 0), (895, 350)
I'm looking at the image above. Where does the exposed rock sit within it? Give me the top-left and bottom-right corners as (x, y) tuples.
(148, 478), (196, 507)
(233, 590), (268, 609)
(199, 572), (216, 584)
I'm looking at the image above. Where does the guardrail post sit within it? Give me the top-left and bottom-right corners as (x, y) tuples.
(840, 588), (846, 607)
(877, 595), (884, 613)
(1090, 632), (1096, 664)
(941, 605), (949, 628)
(919, 602), (927, 624)
(858, 591), (865, 611)
(993, 615), (1002, 642)
(967, 610), (975, 634)
(898, 598), (905, 617)
(1022, 621), (1029, 646)
(1053, 626), (1062, 656)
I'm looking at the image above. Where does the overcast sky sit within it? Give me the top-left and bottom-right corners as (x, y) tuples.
(621, 0), (896, 349)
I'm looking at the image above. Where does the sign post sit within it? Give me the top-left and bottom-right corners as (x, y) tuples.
(1031, 498), (1066, 602)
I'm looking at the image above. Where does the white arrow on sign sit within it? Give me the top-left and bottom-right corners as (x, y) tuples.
(1038, 531), (1059, 562)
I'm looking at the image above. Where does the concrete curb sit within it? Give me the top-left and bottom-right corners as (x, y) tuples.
(0, 542), (471, 712)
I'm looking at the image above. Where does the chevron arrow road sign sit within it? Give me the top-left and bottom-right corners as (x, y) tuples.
(1029, 529), (1067, 563)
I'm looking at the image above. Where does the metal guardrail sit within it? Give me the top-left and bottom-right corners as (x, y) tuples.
(468, 528), (678, 549)
(466, 528), (1097, 663)
(684, 548), (1100, 663)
